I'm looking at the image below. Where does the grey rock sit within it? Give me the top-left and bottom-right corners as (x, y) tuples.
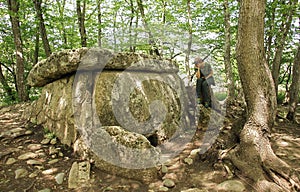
(216, 180), (246, 192)
(41, 138), (51, 145)
(38, 188), (51, 192)
(184, 158), (193, 165)
(18, 152), (38, 160)
(161, 165), (168, 174)
(15, 168), (28, 179)
(26, 159), (43, 165)
(27, 144), (42, 150)
(163, 179), (175, 188)
(68, 161), (91, 189)
(48, 159), (59, 165)
(55, 172), (65, 184)
(6, 158), (17, 165)
(181, 189), (208, 192)
(159, 186), (169, 191)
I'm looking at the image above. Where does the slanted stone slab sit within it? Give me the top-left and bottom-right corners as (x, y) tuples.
(27, 48), (89, 87)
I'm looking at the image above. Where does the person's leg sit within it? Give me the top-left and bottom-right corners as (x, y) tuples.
(201, 80), (211, 107)
(196, 78), (203, 103)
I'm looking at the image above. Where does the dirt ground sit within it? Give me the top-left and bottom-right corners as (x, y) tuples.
(0, 103), (299, 192)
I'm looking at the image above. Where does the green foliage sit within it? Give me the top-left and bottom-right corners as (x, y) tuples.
(0, 0), (299, 106)
(214, 92), (227, 101)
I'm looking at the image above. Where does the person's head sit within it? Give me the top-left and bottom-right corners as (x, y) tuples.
(193, 57), (204, 68)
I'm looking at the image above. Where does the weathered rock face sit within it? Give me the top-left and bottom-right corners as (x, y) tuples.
(24, 48), (191, 182)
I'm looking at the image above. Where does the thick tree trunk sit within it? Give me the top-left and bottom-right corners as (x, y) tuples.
(76, 0), (87, 47)
(34, 0), (51, 57)
(286, 45), (300, 122)
(231, 0), (299, 191)
(7, 0), (29, 102)
(223, 0), (235, 104)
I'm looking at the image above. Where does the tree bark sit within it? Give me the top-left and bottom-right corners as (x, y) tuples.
(223, 0), (235, 104)
(0, 63), (15, 101)
(185, 0), (192, 76)
(76, 0), (87, 47)
(231, 0), (300, 191)
(34, 0), (51, 57)
(7, 0), (29, 102)
(286, 44), (300, 121)
(271, 0), (297, 95)
(137, 0), (159, 56)
(56, 0), (68, 46)
(97, 0), (102, 47)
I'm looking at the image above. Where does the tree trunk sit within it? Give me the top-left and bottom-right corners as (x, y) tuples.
(33, 22), (40, 65)
(0, 63), (15, 101)
(76, 0), (87, 47)
(231, 0), (300, 191)
(286, 44), (300, 122)
(185, 0), (192, 76)
(7, 0), (29, 102)
(97, 0), (102, 47)
(56, 0), (68, 46)
(34, 0), (51, 57)
(223, 0), (235, 104)
(137, 0), (159, 56)
(271, 0), (297, 95)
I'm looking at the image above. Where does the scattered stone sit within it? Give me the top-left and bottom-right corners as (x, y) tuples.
(55, 172), (65, 184)
(161, 165), (168, 174)
(48, 159), (59, 165)
(58, 152), (64, 157)
(163, 179), (175, 188)
(38, 188), (51, 192)
(15, 168), (29, 179)
(181, 189), (208, 192)
(27, 159), (43, 165)
(41, 138), (51, 145)
(27, 144), (42, 150)
(216, 180), (246, 192)
(68, 161), (91, 189)
(25, 130), (33, 135)
(49, 147), (59, 155)
(50, 138), (57, 145)
(162, 173), (178, 182)
(29, 171), (39, 178)
(6, 158), (17, 165)
(159, 186), (169, 191)
(18, 152), (38, 160)
(42, 168), (59, 175)
(184, 158), (193, 165)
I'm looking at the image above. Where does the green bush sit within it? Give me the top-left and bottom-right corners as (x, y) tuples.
(214, 92), (227, 101)
(277, 91), (285, 104)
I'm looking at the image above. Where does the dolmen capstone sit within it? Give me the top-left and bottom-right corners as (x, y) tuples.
(23, 48), (195, 183)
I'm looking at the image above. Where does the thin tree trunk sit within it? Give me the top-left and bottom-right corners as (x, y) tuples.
(271, 0), (297, 95)
(231, 0), (299, 191)
(56, 0), (68, 46)
(128, 0), (135, 52)
(7, 0), (29, 102)
(185, 0), (192, 76)
(223, 0), (235, 104)
(0, 63), (15, 100)
(97, 0), (102, 47)
(286, 44), (300, 121)
(33, 23), (40, 66)
(34, 0), (51, 57)
(76, 0), (87, 47)
(137, 0), (159, 56)
(265, 0), (276, 66)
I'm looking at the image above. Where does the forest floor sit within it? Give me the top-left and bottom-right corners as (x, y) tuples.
(0, 103), (299, 192)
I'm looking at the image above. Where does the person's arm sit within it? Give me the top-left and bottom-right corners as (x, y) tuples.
(205, 64), (213, 79)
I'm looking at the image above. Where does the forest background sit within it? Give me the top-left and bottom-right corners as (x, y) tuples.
(0, 0), (299, 108)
